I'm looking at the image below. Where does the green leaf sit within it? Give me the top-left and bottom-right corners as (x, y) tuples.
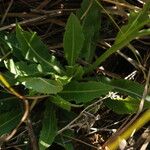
(134, 28), (150, 38)
(0, 111), (22, 136)
(65, 65), (84, 80)
(105, 96), (150, 114)
(98, 77), (150, 114)
(22, 77), (63, 94)
(8, 32), (25, 59)
(100, 77), (144, 99)
(3, 31), (25, 60)
(63, 13), (84, 66)
(49, 95), (82, 111)
(4, 59), (43, 77)
(49, 95), (72, 111)
(39, 101), (57, 150)
(52, 74), (72, 85)
(115, 11), (150, 45)
(59, 81), (112, 103)
(85, 1), (150, 73)
(0, 32), (12, 59)
(16, 24), (62, 74)
(15, 61), (44, 76)
(77, 0), (101, 62)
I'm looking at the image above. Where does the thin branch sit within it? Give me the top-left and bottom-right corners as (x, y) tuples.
(35, 0), (52, 10)
(57, 95), (109, 134)
(102, 0), (141, 10)
(26, 119), (39, 150)
(0, 9), (63, 31)
(63, 135), (98, 150)
(0, 0), (13, 25)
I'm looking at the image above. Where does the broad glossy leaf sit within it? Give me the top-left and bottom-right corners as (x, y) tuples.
(16, 25), (62, 74)
(63, 13), (84, 66)
(22, 77), (63, 94)
(4, 58), (53, 77)
(59, 81), (112, 103)
(4, 59), (42, 77)
(15, 61), (44, 76)
(0, 111), (22, 136)
(39, 101), (57, 150)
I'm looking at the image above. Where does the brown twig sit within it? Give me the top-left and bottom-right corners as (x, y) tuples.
(0, 13), (39, 18)
(0, 98), (29, 142)
(26, 119), (39, 150)
(140, 131), (150, 150)
(0, 9), (64, 31)
(35, 0), (51, 10)
(57, 95), (109, 134)
(0, 7), (76, 31)
(0, 15), (47, 31)
(0, 0), (13, 25)
(134, 127), (150, 149)
(49, 0), (62, 8)
(63, 135), (98, 150)
(4, 98), (29, 142)
(102, 0), (141, 10)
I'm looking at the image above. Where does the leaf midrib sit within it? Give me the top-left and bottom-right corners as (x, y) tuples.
(70, 22), (75, 65)
(61, 88), (110, 93)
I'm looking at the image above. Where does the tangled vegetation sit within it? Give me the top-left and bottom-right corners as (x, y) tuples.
(0, 0), (150, 149)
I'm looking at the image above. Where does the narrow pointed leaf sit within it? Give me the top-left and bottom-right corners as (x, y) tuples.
(86, 1), (150, 73)
(100, 77), (144, 99)
(63, 13), (84, 66)
(105, 96), (150, 114)
(59, 81), (112, 103)
(99, 77), (150, 114)
(77, 0), (101, 62)
(39, 101), (57, 150)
